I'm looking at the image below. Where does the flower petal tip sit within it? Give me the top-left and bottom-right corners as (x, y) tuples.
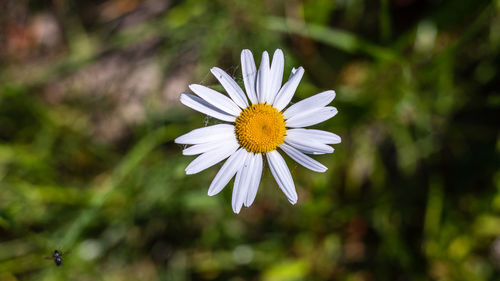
(207, 188), (220, 196)
(326, 90), (336, 101)
(210, 67), (223, 74)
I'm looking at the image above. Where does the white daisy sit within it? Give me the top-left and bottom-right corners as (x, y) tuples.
(175, 49), (341, 213)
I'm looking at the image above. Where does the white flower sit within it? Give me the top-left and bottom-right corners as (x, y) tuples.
(175, 49), (341, 213)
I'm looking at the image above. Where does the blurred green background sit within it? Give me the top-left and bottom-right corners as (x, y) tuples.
(0, 0), (499, 280)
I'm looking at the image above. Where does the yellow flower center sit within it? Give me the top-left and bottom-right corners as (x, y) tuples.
(235, 104), (286, 153)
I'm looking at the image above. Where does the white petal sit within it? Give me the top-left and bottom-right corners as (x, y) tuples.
(272, 67), (305, 111)
(211, 67), (249, 109)
(185, 141), (239, 175)
(256, 51), (270, 103)
(208, 148), (249, 196)
(232, 153), (253, 213)
(175, 124), (235, 144)
(283, 90), (336, 119)
(241, 49), (258, 104)
(183, 138), (236, 155)
(266, 150), (298, 204)
(267, 49), (284, 104)
(280, 143), (327, 172)
(189, 84), (242, 116)
(245, 153), (262, 207)
(180, 93), (236, 122)
(285, 134), (334, 154)
(285, 106), (338, 128)
(286, 128), (341, 144)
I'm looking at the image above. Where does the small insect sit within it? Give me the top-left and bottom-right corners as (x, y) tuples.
(45, 250), (69, 266)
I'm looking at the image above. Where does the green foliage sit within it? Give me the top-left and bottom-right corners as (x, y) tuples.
(0, 0), (499, 280)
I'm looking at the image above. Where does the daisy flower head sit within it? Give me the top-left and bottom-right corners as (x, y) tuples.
(175, 49), (341, 213)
